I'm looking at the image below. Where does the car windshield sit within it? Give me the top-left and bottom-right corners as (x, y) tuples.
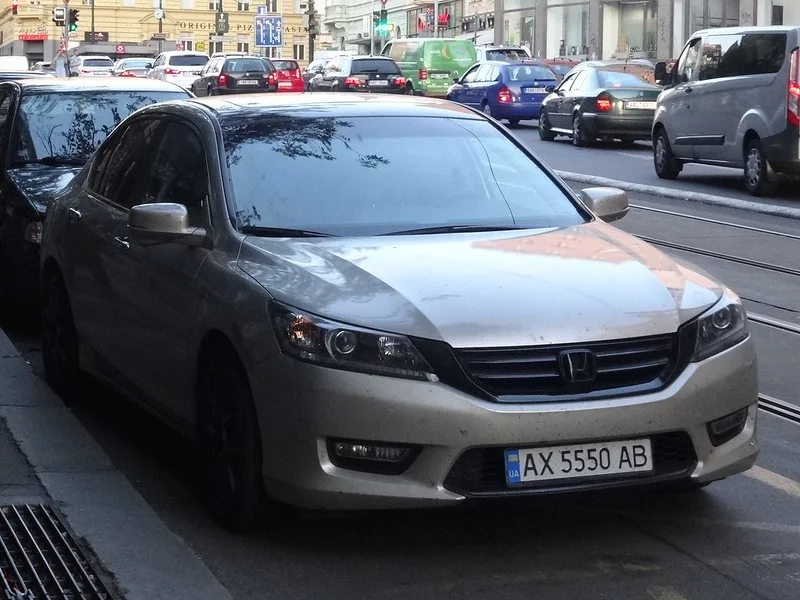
(169, 55), (209, 67)
(10, 90), (191, 164)
(597, 70), (653, 87)
(121, 59), (152, 69)
(507, 65), (555, 81)
(221, 115), (584, 236)
(226, 58), (267, 72)
(83, 58), (113, 67)
(351, 59), (400, 75)
(272, 60), (298, 71)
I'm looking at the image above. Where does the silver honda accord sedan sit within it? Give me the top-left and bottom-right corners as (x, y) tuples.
(40, 93), (758, 530)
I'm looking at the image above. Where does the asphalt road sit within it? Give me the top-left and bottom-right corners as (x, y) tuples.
(5, 189), (800, 600)
(512, 123), (800, 211)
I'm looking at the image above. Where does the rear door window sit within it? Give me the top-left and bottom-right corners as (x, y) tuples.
(351, 59), (400, 75)
(391, 42), (422, 63)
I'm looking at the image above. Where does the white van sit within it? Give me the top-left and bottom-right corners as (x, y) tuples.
(0, 56), (30, 71)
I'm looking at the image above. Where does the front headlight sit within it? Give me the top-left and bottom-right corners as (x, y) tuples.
(692, 295), (749, 362)
(269, 301), (438, 382)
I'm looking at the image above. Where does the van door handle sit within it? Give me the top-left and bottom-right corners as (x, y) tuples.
(68, 208), (81, 223)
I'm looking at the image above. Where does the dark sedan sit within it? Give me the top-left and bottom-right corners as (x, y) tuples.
(538, 65), (661, 146)
(0, 78), (191, 319)
(191, 55), (277, 96)
(310, 56), (408, 94)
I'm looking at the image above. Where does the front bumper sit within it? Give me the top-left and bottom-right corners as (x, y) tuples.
(582, 112), (655, 139)
(249, 336), (758, 510)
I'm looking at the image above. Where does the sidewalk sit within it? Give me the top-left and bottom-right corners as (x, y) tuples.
(0, 328), (232, 600)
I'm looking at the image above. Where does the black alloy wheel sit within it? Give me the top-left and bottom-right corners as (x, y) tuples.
(572, 114), (588, 147)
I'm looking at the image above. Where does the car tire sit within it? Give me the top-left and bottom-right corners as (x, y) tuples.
(572, 114), (589, 147)
(744, 138), (779, 197)
(41, 268), (82, 406)
(197, 341), (270, 531)
(482, 102), (493, 118)
(653, 129), (682, 180)
(406, 84), (414, 95)
(507, 118), (521, 127)
(538, 111), (556, 141)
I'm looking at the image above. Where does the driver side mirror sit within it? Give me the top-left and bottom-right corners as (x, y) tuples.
(545, 84), (555, 93)
(453, 77), (460, 83)
(654, 61), (669, 85)
(579, 187), (628, 223)
(145, 62), (154, 69)
(128, 203), (210, 248)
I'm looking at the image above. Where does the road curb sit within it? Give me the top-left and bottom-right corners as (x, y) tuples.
(554, 170), (800, 220)
(0, 329), (232, 600)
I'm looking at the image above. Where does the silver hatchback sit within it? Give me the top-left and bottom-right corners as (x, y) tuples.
(40, 94), (759, 530)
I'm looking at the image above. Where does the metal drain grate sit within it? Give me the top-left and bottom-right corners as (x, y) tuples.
(0, 504), (112, 599)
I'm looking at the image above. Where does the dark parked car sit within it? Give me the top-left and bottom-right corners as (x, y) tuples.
(538, 63), (661, 146)
(0, 78), (191, 319)
(190, 56), (277, 96)
(447, 60), (557, 126)
(310, 56), (408, 94)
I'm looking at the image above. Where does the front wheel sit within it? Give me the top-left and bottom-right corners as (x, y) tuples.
(197, 343), (269, 531)
(653, 129), (682, 180)
(744, 139), (779, 196)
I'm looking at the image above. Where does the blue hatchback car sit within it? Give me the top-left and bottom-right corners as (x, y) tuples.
(446, 60), (558, 126)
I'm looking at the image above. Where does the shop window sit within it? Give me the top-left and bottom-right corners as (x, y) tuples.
(546, 1), (588, 59)
(688, 0), (739, 32)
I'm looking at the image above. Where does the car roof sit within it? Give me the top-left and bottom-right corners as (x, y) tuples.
(1, 77), (188, 93)
(167, 93), (484, 120)
(690, 24), (800, 37)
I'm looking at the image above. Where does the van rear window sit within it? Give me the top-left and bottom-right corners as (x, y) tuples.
(700, 32), (787, 80)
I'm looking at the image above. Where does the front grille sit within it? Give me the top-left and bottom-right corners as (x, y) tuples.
(443, 432), (697, 496)
(455, 334), (679, 399)
(0, 504), (112, 599)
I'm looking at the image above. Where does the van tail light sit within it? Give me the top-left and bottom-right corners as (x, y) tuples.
(343, 77), (363, 87)
(497, 86), (512, 104)
(394, 76), (406, 87)
(164, 68), (182, 75)
(217, 74), (228, 88)
(788, 48), (799, 127)
(418, 69), (427, 80)
(596, 92), (613, 112)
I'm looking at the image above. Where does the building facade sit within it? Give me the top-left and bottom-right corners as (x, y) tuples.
(322, 0), (798, 60)
(0, 0), (311, 64)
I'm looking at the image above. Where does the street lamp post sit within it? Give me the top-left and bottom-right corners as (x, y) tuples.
(158, 0), (163, 54)
(91, 0), (94, 40)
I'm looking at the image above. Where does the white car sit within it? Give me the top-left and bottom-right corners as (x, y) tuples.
(147, 51), (209, 89)
(68, 55), (114, 77)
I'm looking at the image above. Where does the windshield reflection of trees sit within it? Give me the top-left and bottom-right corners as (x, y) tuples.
(15, 92), (180, 162)
(223, 112), (390, 228)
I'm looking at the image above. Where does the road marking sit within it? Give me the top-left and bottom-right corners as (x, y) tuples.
(744, 466), (800, 499)
(647, 585), (688, 600)
(710, 552), (800, 568)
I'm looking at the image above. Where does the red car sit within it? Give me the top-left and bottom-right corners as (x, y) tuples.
(272, 59), (304, 92)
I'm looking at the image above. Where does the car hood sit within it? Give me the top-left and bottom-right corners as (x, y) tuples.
(238, 222), (723, 348)
(8, 165), (83, 215)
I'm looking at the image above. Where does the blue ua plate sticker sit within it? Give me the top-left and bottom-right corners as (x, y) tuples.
(505, 449), (521, 485)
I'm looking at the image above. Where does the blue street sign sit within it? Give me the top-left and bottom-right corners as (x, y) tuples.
(255, 5), (268, 15)
(254, 15), (282, 47)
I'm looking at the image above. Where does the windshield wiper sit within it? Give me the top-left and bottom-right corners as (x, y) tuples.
(383, 225), (526, 236)
(13, 156), (86, 167)
(240, 226), (336, 238)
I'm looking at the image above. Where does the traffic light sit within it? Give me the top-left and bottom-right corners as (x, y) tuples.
(68, 9), (79, 31)
(52, 7), (66, 25)
(376, 9), (389, 35)
(11, 0), (18, 15)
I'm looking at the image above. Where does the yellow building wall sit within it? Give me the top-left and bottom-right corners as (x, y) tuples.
(1, 0), (309, 64)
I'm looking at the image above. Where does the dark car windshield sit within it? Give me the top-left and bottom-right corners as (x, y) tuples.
(272, 60), (299, 71)
(221, 115), (584, 236)
(10, 90), (191, 164)
(226, 58), (268, 73)
(83, 58), (114, 67)
(351, 59), (400, 75)
(169, 55), (209, 67)
(507, 65), (555, 81)
(597, 70), (653, 87)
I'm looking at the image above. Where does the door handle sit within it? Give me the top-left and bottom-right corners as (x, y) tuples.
(113, 236), (129, 249)
(68, 208), (81, 223)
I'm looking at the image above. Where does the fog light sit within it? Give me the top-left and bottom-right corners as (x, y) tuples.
(707, 407), (749, 447)
(328, 439), (419, 475)
(24, 221), (43, 245)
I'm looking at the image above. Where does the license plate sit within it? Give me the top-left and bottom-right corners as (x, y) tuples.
(278, 81), (292, 87)
(524, 87), (547, 93)
(430, 73), (449, 79)
(625, 101), (656, 110)
(237, 80), (259, 86)
(369, 79), (389, 86)
(504, 438), (653, 485)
